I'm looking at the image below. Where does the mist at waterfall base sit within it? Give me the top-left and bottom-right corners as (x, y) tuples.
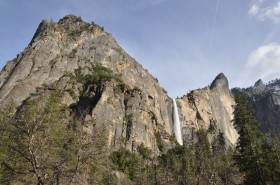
(172, 99), (183, 145)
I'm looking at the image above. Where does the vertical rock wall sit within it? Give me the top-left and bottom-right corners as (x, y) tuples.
(177, 73), (238, 147)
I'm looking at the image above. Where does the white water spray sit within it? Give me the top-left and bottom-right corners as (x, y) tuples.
(172, 98), (183, 145)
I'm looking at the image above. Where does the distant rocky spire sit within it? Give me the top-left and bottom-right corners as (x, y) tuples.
(253, 79), (265, 94)
(254, 79), (264, 87)
(210, 73), (229, 93)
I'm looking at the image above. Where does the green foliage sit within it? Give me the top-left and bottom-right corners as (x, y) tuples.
(124, 114), (133, 142)
(69, 48), (77, 58)
(158, 130), (240, 185)
(0, 89), (110, 184)
(71, 64), (121, 86)
(148, 110), (158, 125)
(0, 90), (74, 184)
(233, 92), (257, 131)
(233, 92), (280, 184)
(66, 88), (77, 99)
(132, 86), (142, 93)
(137, 143), (152, 160)
(111, 148), (141, 180)
(69, 64), (124, 118)
(261, 134), (280, 184)
(233, 92), (265, 184)
(160, 144), (188, 174)
(162, 87), (167, 94)
(111, 147), (156, 185)
(82, 124), (111, 185)
(113, 83), (142, 96)
(155, 132), (164, 152)
(113, 83), (127, 95)
(194, 130), (212, 179)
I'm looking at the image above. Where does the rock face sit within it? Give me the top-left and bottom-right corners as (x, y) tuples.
(177, 73), (238, 147)
(0, 15), (239, 152)
(0, 15), (173, 153)
(232, 79), (280, 133)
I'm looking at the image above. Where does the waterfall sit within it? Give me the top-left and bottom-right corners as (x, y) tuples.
(172, 98), (183, 145)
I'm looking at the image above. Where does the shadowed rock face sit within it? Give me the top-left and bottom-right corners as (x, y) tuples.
(252, 79), (266, 95)
(210, 73), (229, 93)
(0, 15), (239, 152)
(254, 79), (264, 87)
(255, 92), (280, 132)
(232, 78), (280, 133)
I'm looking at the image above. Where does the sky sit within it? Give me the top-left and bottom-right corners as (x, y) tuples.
(1, 0), (280, 98)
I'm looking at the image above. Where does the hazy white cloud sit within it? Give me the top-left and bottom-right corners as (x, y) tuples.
(249, 3), (260, 15)
(246, 42), (280, 80)
(249, 0), (280, 23)
(234, 43), (280, 87)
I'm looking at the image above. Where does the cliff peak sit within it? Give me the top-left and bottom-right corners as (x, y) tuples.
(254, 79), (264, 87)
(210, 73), (229, 92)
(28, 14), (106, 47)
(58, 14), (84, 25)
(251, 79), (266, 95)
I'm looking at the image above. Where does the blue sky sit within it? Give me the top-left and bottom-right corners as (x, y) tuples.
(1, 0), (280, 97)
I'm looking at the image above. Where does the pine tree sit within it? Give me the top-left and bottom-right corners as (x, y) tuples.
(261, 132), (280, 184)
(194, 130), (213, 184)
(233, 92), (266, 185)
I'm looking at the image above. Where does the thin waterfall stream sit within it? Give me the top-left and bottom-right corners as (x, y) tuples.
(172, 98), (183, 145)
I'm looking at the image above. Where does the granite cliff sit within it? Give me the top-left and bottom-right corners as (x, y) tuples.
(0, 15), (238, 153)
(0, 15), (174, 153)
(177, 73), (238, 147)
